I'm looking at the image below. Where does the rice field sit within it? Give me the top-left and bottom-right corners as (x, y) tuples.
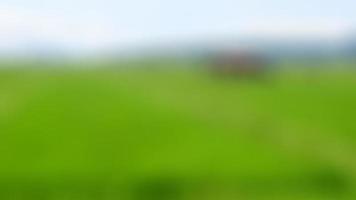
(0, 61), (356, 199)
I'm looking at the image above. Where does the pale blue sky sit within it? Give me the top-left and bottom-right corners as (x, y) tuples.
(1, 0), (355, 53)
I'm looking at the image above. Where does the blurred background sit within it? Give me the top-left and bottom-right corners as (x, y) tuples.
(0, 0), (356, 199)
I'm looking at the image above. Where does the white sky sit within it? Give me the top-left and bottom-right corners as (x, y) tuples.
(0, 0), (355, 53)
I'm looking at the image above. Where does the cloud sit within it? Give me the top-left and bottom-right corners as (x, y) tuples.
(0, 5), (124, 54)
(238, 17), (353, 40)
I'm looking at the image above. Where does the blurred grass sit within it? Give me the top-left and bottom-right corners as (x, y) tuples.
(0, 61), (356, 199)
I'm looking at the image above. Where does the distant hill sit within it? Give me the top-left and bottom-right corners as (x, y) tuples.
(116, 36), (355, 62)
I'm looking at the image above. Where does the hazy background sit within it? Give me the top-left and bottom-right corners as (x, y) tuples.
(1, 0), (355, 56)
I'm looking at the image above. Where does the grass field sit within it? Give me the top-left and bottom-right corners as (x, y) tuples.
(0, 61), (356, 199)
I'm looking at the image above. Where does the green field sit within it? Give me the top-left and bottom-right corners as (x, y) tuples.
(0, 61), (356, 199)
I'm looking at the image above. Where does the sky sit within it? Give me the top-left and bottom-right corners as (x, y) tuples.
(0, 0), (355, 54)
